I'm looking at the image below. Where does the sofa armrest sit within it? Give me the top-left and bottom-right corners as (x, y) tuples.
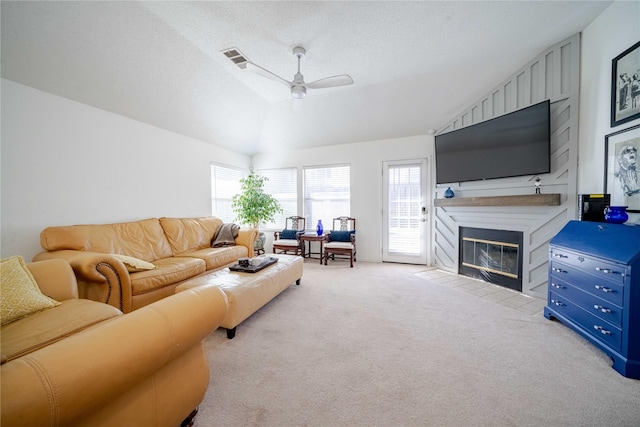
(235, 228), (258, 258)
(27, 259), (79, 301)
(32, 250), (134, 312)
(0, 284), (228, 426)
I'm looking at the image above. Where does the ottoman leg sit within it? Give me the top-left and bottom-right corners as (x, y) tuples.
(226, 327), (236, 339)
(296, 278), (301, 285)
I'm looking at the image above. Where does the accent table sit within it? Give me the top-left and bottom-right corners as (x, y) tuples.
(300, 233), (326, 264)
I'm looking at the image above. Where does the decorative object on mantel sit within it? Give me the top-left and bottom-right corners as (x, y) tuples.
(316, 220), (323, 236)
(604, 124), (640, 213)
(604, 206), (629, 224)
(610, 40), (640, 127)
(433, 193), (561, 208)
(444, 187), (455, 198)
(534, 177), (541, 194)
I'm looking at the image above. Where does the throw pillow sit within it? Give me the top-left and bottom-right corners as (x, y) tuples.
(279, 229), (299, 240)
(111, 254), (157, 272)
(1, 256), (61, 325)
(329, 230), (355, 242)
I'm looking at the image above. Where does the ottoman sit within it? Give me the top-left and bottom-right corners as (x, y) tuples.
(176, 254), (303, 338)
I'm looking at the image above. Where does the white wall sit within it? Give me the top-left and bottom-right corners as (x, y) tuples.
(579, 1), (640, 223)
(1, 79), (250, 260)
(252, 136), (432, 263)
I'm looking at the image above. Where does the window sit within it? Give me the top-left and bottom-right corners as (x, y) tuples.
(303, 165), (350, 231)
(259, 167), (298, 230)
(210, 163), (246, 223)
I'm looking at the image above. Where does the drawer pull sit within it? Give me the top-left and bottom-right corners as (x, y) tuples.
(550, 283), (563, 289)
(595, 267), (617, 275)
(550, 299), (564, 307)
(594, 325), (612, 335)
(553, 253), (568, 259)
(593, 305), (612, 314)
(595, 284), (613, 293)
(551, 267), (566, 274)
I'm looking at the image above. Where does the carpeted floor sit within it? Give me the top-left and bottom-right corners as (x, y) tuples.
(195, 260), (640, 426)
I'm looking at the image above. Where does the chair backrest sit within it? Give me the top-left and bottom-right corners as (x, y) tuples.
(285, 216), (306, 232)
(332, 216), (355, 231)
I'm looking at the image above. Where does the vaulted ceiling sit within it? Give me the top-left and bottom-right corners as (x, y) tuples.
(1, 1), (612, 155)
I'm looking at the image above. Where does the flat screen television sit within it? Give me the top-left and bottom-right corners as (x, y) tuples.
(435, 100), (550, 184)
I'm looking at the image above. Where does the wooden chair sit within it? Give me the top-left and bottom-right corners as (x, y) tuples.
(323, 216), (356, 267)
(273, 216), (306, 256)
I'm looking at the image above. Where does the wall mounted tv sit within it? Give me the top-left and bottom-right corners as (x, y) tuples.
(435, 100), (550, 185)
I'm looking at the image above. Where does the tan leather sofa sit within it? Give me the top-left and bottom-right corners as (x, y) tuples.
(1, 258), (228, 426)
(33, 216), (257, 313)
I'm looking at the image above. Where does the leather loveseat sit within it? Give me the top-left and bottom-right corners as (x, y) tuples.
(1, 258), (228, 426)
(32, 216), (257, 313)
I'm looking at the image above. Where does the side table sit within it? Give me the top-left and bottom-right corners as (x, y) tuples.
(300, 233), (326, 264)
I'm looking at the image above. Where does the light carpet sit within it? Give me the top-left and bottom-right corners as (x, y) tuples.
(196, 260), (640, 426)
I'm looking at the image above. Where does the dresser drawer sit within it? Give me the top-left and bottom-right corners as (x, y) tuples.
(548, 291), (622, 352)
(548, 277), (623, 328)
(551, 247), (627, 285)
(550, 260), (624, 306)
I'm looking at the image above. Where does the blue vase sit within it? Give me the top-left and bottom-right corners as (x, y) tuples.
(444, 187), (455, 198)
(316, 220), (323, 236)
(604, 206), (629, 224)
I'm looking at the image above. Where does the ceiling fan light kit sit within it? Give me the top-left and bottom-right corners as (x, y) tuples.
(291, 85), (306, 99)
(241, 45), (354, 100)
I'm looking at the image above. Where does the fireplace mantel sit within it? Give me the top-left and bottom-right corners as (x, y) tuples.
(434, 193), (561, 207)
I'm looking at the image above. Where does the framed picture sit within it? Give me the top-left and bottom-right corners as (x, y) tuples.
(604, 124), (640, 212)
(611, 41), (640, 127)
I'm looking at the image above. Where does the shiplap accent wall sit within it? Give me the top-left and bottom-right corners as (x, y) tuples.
(432, 34), (580, 299)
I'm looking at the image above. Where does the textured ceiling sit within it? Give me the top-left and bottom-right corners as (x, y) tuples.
(1, 1), (612, 155)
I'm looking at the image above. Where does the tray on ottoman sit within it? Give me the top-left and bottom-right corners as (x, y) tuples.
(229, 256), (278, 273)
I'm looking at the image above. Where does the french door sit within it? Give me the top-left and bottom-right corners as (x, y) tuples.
(382, 159), (429, 264)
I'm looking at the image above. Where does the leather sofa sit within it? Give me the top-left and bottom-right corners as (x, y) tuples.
(1, 258), (228, 426)
(32, 216), (257, 313)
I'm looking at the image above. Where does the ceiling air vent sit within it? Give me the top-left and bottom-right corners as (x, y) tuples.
(221, 47), (249, 69)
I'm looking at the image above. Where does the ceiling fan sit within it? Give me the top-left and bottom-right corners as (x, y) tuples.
(246, 46), (354, 99)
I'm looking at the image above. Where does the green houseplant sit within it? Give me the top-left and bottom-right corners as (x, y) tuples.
(231, 170), (283, 252)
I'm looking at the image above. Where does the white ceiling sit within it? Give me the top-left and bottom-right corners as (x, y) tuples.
(1, 1), (612, 156)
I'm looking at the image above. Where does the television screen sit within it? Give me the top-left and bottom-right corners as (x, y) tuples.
(435, 100), (550, 184)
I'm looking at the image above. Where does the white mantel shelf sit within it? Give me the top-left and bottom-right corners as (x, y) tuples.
(434, 193), (561, 207)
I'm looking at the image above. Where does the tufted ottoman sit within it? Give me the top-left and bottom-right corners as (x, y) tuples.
(175, 254), (303, 338)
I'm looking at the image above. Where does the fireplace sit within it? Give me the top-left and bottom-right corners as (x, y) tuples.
(459, 227), (523, 292)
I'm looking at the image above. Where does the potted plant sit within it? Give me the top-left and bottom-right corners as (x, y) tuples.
(231, 170), (283, 253)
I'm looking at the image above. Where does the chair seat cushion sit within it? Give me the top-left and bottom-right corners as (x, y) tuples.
(324, 242), (354, 250)
(273, 239), (301, 247)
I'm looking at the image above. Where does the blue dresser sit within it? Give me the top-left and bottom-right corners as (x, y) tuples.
(544, 220), (640, 379)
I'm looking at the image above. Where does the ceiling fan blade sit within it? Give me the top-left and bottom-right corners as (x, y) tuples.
(246, 62), (291, 87)
(306, 74), (354, 89)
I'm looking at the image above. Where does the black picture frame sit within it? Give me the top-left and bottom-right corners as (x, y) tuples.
(611, 41), (640, 127)
(604, 124), (640, 212)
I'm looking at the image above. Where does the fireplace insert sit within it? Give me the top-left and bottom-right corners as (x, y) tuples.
(459, 227), (523, 291)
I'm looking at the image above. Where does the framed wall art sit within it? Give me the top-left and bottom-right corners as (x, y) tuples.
(604, 124), (640, 212)
(611, 41), (640, 127)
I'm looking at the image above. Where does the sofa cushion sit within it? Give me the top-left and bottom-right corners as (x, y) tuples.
(160, 217), (223, 254)
(1, 299), (121, 364)
(176, 246), (248, 271)
(39, 218), (173, 261)
(129, 257), (206, 295)
(279, 229), (299, 240)
(1, 256), (61, 326)
(111, 254), (157, 272)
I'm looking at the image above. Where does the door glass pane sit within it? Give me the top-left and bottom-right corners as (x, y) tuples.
(387, 165), (422, 255)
